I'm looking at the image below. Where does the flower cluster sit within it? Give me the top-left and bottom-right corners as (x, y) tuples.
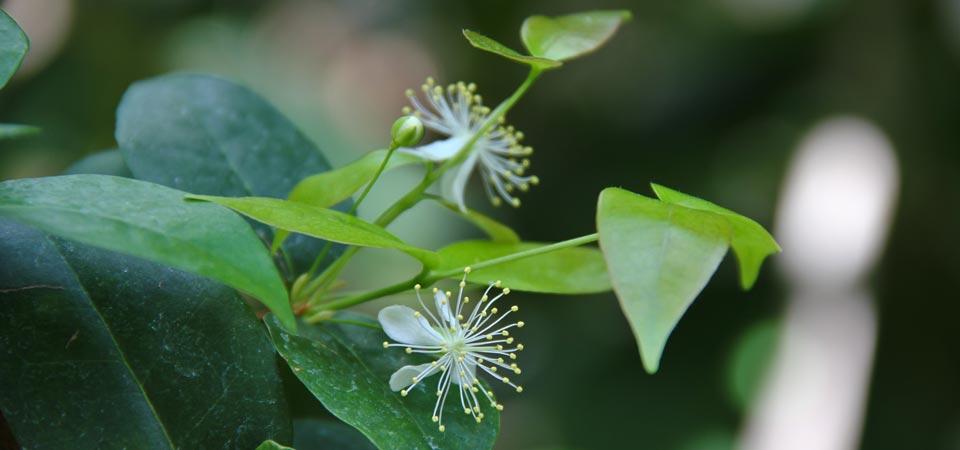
(378, 268), (525, 432)
(400, 77), (539, 211)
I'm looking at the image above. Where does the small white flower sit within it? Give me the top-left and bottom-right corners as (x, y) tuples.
(378, 268), (526, 432)
(400, 77), (539, 211)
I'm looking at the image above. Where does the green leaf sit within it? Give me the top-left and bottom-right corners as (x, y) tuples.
(462, 30), (562, 70)
(274, 149), (421, 252)
(116, 73), (340, 274)
(651, 183), (780, 289)
(431, 198), (520, 243)
(726, 319), (780, 410)
(521, 10), (632, 61)
(0, 9), (28, 89)
(433, 240), (611, 294)
(0, 124), (39, 139)
(264, 314), (500, 450)
(188, 195), (439, 267)
(257, 440), (295, 450)
(0, 219), (292, 448)
(0, 174), (296, 330)
(64, 149), (133, 177)
(596, 187), (732, 373)
(292, 419), (376, 450)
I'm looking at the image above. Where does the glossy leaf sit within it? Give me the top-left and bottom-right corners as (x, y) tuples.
(521, 10), (632, 61)
(462, 30), (561, 70)
(116, 73), (339, 274)
(0, 175), (295, 330)
(292, 419), (376, 450)
(265, 314), (500, 450)
(189, 195), (439, 267)
(651, 183), (780, 289)
(0, 9), (28, 89)
(431, 198), (520, 243)
(0, 219), (291, 448)
(274, 149), (421, 251)
(433, 240), (611, 294)
(0, 124), (39, 139)
(597, 187), (731, 373)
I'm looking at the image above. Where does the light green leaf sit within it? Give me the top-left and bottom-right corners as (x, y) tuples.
(651, 183), (780, 289)
(462, 30), (562, 70)
(188, 195), (438, 267)
(264, 314), (500, 450)
(0, 219), (292, 448)
(433, 240), (611, 294)
(0, 124), (39, 139)
(521, 10), (632, 61)
(116, 73), (340, 274)
(431, 198), (520, 243)
(597, 187), (732, 373)
(257, 440), (295, 450)
(0, 9), (28, 89)
(0, 174), (295, 330)
(274, 149), (421, 252)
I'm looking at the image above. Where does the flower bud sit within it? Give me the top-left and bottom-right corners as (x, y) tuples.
(391, 115), (424, 147)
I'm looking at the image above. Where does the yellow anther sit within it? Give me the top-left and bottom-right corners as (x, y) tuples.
(503, 288), (511, 294)
(463, 297), (470, 304)
(491, 307), (498, 314)
(472, 387), (479, 393)
(509, 353), (517, 360)
(414, 311), (421, 317)
(510, 198), (521, 208)
(475, 417), (482, 423)
(517, 321), (525, 328)
(414, 284), (421, 290)
(491, 197), (503, 207)
(486, 334), (493, 340)
(517, 344), (525, 351)
(496, 345), (504, 350)
(516, 386), (523, 393)
(439, 425), (446, 432)
(426, 76), (435, 85)
(495, 280), (502, 287)
(464, 408), (471, 414)
(401, 389), (408, 396)
(515, 131), (525, 140)
(457, 314), (464, 321)
(490, 366), (497, 372)
(481, 295), (488, 302)
(382, 341), (389, 348)
(519, 183), (530, 192)
(511, 305), (519, 312)
(464, 266), (472, 273)
(405, 347), (413, 354)
(487, 390), (494, 397)
(502, 331), (509, 336)
(506, 338), (514, 344)
(432, 415), (439, 422)
(496, 404), (504, 411)
(459, 281), (466, 288)
(514, 368), (521, 374)
(497, 357), (504, 363)
(445, 291), (452, 297)
(468, 82), (477, 91)
(433, 287), (439, 293)
(401, 106), (412, 114)
(502, 377), (510, 383)
(404, 88), (414, 97)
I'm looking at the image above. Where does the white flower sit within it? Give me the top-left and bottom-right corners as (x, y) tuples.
(378, 268), (526, 432)
(400, 77), (539, 211)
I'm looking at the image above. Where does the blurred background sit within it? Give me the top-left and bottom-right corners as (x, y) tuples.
(1, 0), (958, 449)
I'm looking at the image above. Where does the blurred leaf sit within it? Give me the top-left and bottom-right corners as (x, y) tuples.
(189, 195), (439, 267)
(0, 175), (295, 330)
(726, 319), (779, 410)
(116, 73), (339, 274)
(433, 240), (611, 294)
(0, 219), (291, 448)
(596, 187), (731, 373)
(264, 314), (500, 450)
(651, 183), (779, 289)
(431, 198), (520, 243)
(275, 149), (421, 252)
(63, 149), (133, 177)
(292, 419), (376, 450)
(0, 9), (27, 89)
(0, 124), (39, 139)
(462, 30), (562, 70)
(521, 10), (631, 62)
(257, 440), (295, 450)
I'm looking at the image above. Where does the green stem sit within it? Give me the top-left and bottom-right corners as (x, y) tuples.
(306, 68), (543, 303)
(311, 232), (599, 312)
(307, 317), (383, 329)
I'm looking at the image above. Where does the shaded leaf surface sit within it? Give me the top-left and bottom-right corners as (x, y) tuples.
(0, 9), (27, 89)
(434, 240), (610, 294)
(63, 149), (133, 177)
(0, 124), (39, 140)
(462, 30), (561, 69)
(265, 314), (500, 450)
(521, 10), (631, 61)
(0, 175), (295, 329)
(116, 73), (340, 273)
(432, 199), (520, 244)
(0, 219), (291, 448)
(293, 419), (376, 450)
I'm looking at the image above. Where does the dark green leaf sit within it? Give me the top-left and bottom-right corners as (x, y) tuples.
(596, 187), (731, 373)
(431, 198), (520, 243)
(189, 195), (439, 267)
(462, 30), (562, 70)
(257, 440), (295, 450)
(64, 149), (133, 177)
(0, 219), (291, 448)
(520, 10), (631, 61)
(265, 314), (500, 450)
(0, 9), (28, 89)
(116, 73), (341, 274)
(292, 419), (376, 450)
(433, 240), (610, 294)
(0, 124), (39, 140)
(0, 175), (295, 330)
(651, 183), (780, 289)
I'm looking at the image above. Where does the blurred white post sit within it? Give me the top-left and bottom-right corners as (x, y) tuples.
(738, 117), (899, 450)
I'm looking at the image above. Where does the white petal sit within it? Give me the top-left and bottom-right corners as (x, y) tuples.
(400, 135), (469, 161)
(434, 290), (455, 327)
(378, 305), (442, 346)
(442, 149), (481, 212)
(389, 363), (434, 391)
(452, 358), (478, 386)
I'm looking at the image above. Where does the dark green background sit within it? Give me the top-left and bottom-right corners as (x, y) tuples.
(1, 0), (958, 449)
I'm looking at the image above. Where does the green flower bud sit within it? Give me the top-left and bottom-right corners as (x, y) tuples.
(391, 115), (425, 147)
